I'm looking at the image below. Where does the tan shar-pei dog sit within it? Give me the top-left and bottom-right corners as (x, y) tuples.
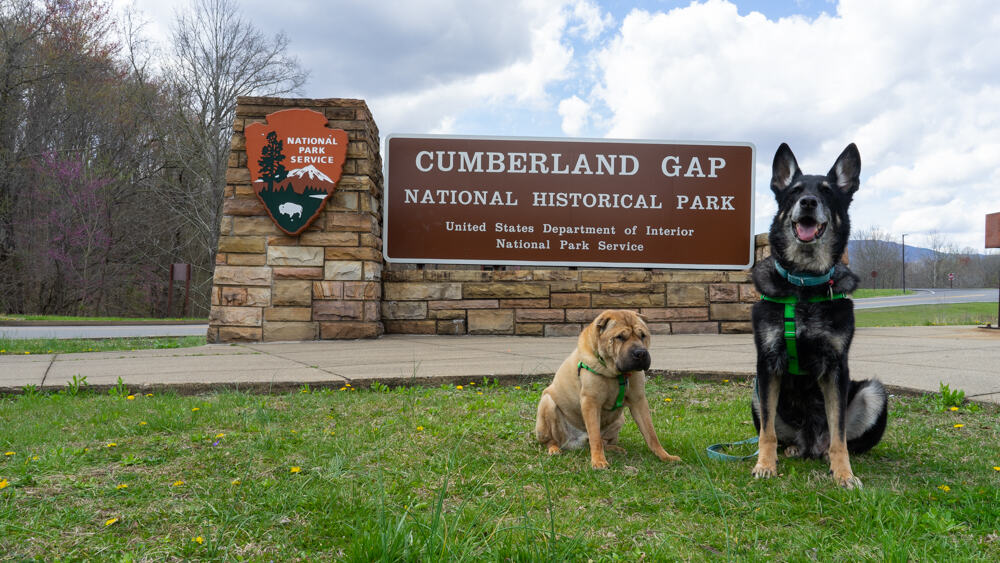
(535, 310), (680, 469)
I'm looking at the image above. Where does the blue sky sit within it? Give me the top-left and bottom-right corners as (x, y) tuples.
(119, 0), (999, 252)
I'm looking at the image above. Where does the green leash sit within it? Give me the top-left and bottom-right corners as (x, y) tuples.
(706, 291), (848, 461)
(577, 358), (629, 411)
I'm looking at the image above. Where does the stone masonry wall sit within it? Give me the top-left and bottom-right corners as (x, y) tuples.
(379, 235), (769, 336)
(208, 97), (384, 342)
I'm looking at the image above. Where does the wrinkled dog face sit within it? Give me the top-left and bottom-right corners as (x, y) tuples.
(768, 143), (861, 274)
(593, 311), (651, 373)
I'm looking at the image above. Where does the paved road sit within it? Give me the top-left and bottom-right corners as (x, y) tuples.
(0, 288), (995, 339)
(0, 324), (209, 339)
(854, 288), (999, 309)
(2, 327), (999, 403)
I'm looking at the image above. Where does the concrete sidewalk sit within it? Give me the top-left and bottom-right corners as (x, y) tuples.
(2, 326), (998, 402)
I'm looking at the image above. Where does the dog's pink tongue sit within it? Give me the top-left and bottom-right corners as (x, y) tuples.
(796, 223), (818, 242)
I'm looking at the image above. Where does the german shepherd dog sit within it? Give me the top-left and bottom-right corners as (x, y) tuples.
(750, 143), (887, 489)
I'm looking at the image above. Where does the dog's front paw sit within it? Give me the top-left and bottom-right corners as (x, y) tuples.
(784, 445), (801, 458)
(591, 457), (610, 470)
(605, 444), (627, 454)
(751, 463), (777, 479)
(546, 444), (561, 455)
(654, 448), (681, 462)
(833, 471), (862, 490)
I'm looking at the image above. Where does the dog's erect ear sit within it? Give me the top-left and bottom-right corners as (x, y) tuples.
(828, 143), (861, 195)
(770, 143), (801, 194)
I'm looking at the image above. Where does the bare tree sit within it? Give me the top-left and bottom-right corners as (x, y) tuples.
(849, 225), (902, 289)
(158, 0), (308, 305)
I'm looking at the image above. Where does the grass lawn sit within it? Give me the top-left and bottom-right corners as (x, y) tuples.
(855, 303), (998, 327)
(851, 289), (914, 298)
(2, 379), (998, 560)
(0, 336), (207, 355)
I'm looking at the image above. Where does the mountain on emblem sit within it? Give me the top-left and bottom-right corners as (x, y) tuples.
(244, 109), (348, 236)
(287, 164), (334, 183)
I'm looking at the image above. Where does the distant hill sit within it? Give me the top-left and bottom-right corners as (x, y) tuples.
(848, 240), (939, 263)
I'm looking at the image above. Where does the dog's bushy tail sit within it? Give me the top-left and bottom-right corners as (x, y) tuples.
(845, 379), (888, 454)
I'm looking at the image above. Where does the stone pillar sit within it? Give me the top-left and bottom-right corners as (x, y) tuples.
(208, 97), (383, 342)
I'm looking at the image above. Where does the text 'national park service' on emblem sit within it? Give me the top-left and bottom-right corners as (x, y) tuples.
(244, 109), (348, 235)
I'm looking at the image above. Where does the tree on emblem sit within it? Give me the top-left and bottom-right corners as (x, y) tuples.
(258, 131), (287, 191)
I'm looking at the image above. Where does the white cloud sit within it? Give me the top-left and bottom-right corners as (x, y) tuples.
(567, 0), (614, 41)
(581, 0), (1000, 250)
(558, 95), (591, 136)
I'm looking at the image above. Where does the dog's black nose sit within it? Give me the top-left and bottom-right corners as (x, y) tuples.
(631, 348), (649, 362)
(800, 196), (818, 210)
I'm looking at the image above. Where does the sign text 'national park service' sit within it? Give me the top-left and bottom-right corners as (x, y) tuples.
(245, 109), (348, 235)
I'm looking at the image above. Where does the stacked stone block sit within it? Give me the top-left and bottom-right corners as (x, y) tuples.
(382, 266), (761, 336)
(208, 97), (383, 342)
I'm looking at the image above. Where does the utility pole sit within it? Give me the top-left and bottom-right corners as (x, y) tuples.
(901, 233), (908, 294)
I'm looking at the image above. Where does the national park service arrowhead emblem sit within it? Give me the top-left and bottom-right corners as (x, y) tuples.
(245, 109), (348, 235)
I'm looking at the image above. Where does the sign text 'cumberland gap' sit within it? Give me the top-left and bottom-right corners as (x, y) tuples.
(384, 135), (755, 269)
(244, 109), (348, 236)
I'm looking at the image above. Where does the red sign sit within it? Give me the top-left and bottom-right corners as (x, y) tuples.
(384, 135), (755, 269)
(245, 109), (348, 235)
(987, 212), (1000, 249)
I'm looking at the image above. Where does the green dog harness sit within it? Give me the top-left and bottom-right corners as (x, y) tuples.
(759, 292), (847, 375)
(577, 357), (629, 411)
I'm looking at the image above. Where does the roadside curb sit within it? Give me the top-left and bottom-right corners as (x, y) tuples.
(0, 320), (207, 327)
(0, 368), (961, 404)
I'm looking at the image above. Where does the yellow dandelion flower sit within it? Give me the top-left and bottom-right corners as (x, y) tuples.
(0, 478), (8, 489)
(24, 351), (29, 355)
(290, 466), (301, 473)
(290, 430), (297, 434)
(106, 443), (117, 448)
(215, 433), (225, 438)
(192, 536), (204, 545)
(992, 466), (1000, 472)
(105, 517), (119, 526)
(954, 424), (964, 428)
(345, 383), (352, 387)
(231, 479), (241, 485)
(938, 485), (951, 492)
(339, 386), (347, 391)
(722, 379), (729, 383)
(145, 393), (153, 397)
(116, 484), (128, 490)
(4, 452), (14, 456)
(456, 385), (463, 390)
(172, 480), (185, 487)
(477, 391), (483, 395)
(949, 406), (959, 412)
(515, 386), (522, 390)
(191, 407), (199, 412)
(126, 395), (135, 400)
(469, 382), (476, 386)
(664, 397), (673, 402)
(139, 421), (147, 426)
(416, 426), (424, 431)
(31, 456), (38, 461)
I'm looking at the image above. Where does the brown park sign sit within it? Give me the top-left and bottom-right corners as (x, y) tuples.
(987, 212), (1000, 248)
(245, 109), (348, 235)
(384, 135), (755, 269)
